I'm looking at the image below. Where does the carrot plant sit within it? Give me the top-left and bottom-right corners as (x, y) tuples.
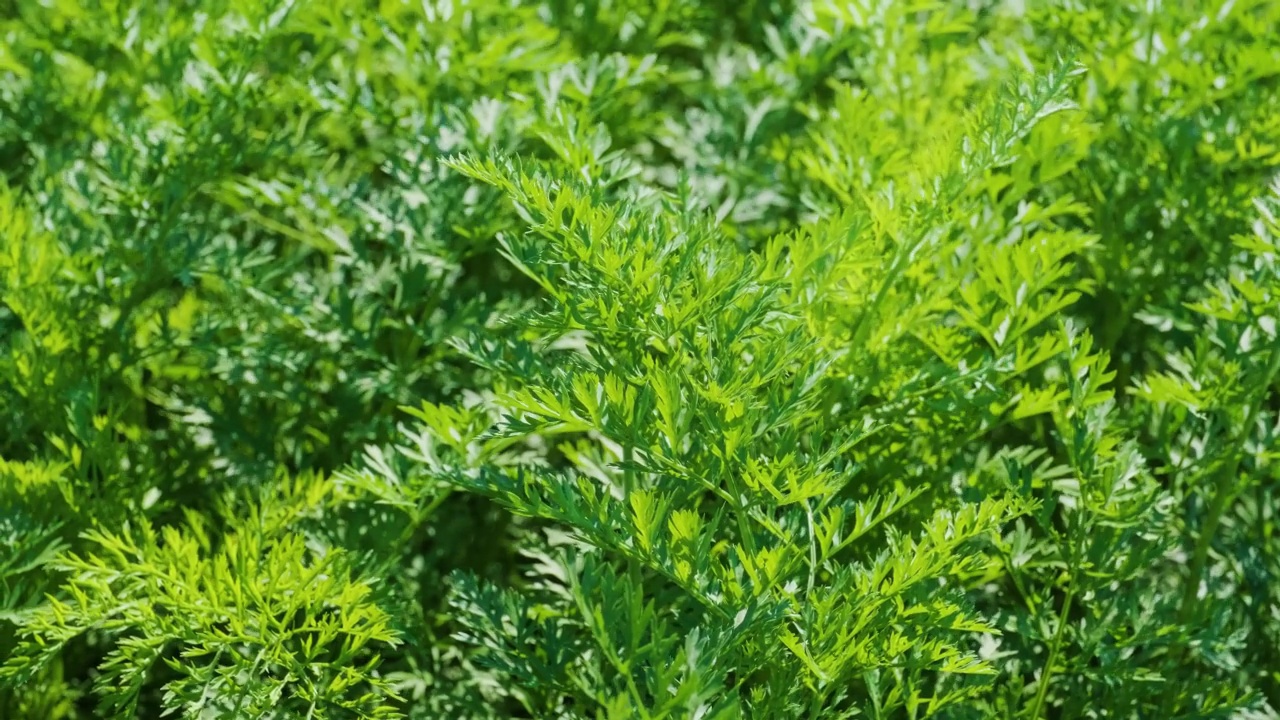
(1, 0), (1278, 718)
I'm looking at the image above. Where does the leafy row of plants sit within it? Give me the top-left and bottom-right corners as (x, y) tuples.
(2, 0), (1279, 717)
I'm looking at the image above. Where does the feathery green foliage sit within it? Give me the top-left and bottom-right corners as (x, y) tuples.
(2, 0), (1279, 717)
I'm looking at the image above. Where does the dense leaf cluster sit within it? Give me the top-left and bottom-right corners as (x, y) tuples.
(2, 0), (1279, 718)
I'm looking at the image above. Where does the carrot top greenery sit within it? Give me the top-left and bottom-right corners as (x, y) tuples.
(2, 1), (1279, 718)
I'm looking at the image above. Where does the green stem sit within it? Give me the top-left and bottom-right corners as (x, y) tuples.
(619, 441), (652, 719)
(736, 499), (759, 558)
(1177, 347), (1280, 625)
(1162, 346), (1280, 715)
(804, 499), (818, 595)
(1028, 583), (1075, 719)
